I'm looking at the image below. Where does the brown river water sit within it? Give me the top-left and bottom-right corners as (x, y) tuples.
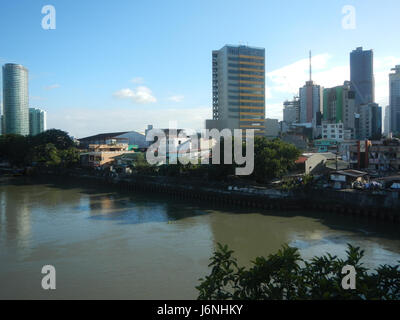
(0, 176), (399, 299)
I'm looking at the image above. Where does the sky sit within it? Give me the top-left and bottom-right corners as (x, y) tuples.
(1, 0), (400, 138)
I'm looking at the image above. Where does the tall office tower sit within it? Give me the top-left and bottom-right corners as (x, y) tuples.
(359, 102), (382, 140)
(206, 44), (265, 136)
(389, 65), (400, 135)
(0, 101), (3, 135)
(283, 96), (300, 124)
(384, 105), (391, 136)
(29, 108), (47, 136)
(299, 52), (323, 137)
(350, 47), (375, 108)
(2, 63), (29, 135)
(323, 81), (356, 138)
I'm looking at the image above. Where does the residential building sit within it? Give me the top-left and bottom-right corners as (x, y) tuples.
(389, 65), (400, 135)
(80, 143), (135, 167)
(206, 44), (266, 136)
(321, 122), (352, 141)
(2, 63), (29, 135)
(349, 138), (400, 171)
(350, 47), (375, 109)
(29, 108), (46, 136)
(359, 102), (382, 140)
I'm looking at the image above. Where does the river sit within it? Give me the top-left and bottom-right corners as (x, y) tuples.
(0, 176), (400, 299)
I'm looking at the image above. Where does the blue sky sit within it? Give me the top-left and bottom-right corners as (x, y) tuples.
(1, 0), (400, 137)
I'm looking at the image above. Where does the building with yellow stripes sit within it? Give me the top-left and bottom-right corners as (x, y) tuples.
(206, 45), (266, 136)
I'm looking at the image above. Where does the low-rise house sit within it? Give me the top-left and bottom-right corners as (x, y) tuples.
(330, 170), (368, 189)
(349, 138), (400, 171)
(80, 143), (135, 167)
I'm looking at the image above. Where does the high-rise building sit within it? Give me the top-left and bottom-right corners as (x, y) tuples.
(389, 65), (400, 135)
(206, 44), (265, 136)
(384, 105), (391, 136)
(350, 47), (375, 108)
(29, 108), (47, 136)
(2, 63), (29, 135)
(322, 81), (356, 138)
(283, 96), (300, 124)
(299, 52), (323, 138)
(359, 102), (382, 140)
(0, 101), (3, 135)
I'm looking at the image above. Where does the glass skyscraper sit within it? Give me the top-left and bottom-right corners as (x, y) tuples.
(389, 65), (400, 135)
(350, 47), (375, 107)
(29, 108), (47, 136)
(2, 63), (29, 135)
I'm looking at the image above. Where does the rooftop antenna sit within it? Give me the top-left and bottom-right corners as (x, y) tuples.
(309, 50), (312, 82)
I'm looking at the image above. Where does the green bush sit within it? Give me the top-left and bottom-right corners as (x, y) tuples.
(197, 243), (400, 300)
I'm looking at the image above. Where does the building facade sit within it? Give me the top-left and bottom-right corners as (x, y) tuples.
(321, 122), (352, 141)
(350, 47), (375, 109)
(349, 139), (400, 171)
(264, 118), (280, 138)
(206, 44), (266, 136)
(358, 102), (382, 140)
(29, 108), (47, 136)
(322, 82), (356, 138)
(299, 81), (323, 137)
(283, 96), (300, 124)
(389, 65), (400, 135)
(2, 63), (29, 135)
(384, 105), (391, 136)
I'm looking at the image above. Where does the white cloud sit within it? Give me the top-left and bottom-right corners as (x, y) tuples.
(167, 95), (185, 103)
(44, 84), (60, 90)
(131, 77), (144, 84)
(113, 86), (157, 104)
(48, 106), (211, 138)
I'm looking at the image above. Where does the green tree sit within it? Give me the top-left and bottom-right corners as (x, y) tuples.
(59, 147), (81, 168)
(197, 243), (400, 300)
(0, 134), (30, 166)
(251, 138), (300, 183)
(31, 129), (74, 150)
(29, 143), (61, 167)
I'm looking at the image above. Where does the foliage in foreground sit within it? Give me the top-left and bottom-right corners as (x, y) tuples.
(197, 243), (400, 300)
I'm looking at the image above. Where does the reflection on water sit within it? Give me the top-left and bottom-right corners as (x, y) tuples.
(0, 176), (400, 299)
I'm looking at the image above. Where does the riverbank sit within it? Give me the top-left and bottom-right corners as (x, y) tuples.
(21, 167), (400, 224)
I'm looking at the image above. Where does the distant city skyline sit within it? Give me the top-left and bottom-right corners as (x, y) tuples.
(1, 0), (400, 137)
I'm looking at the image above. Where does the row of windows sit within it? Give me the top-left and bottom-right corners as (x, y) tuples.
(228, 82), (264, 89)
(229, 76), (265, 82)
(228, 69), (264, 76)
(230, 101), (265, 107)
(228, 63), (264, 71)
(228, 95), (264, 101)
(228, 108), (265, 112)
(228, 89), (264, 95)
(228, 56), (264, 64)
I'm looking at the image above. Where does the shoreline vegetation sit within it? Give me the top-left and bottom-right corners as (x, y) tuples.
(1, 129), (400, 223)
